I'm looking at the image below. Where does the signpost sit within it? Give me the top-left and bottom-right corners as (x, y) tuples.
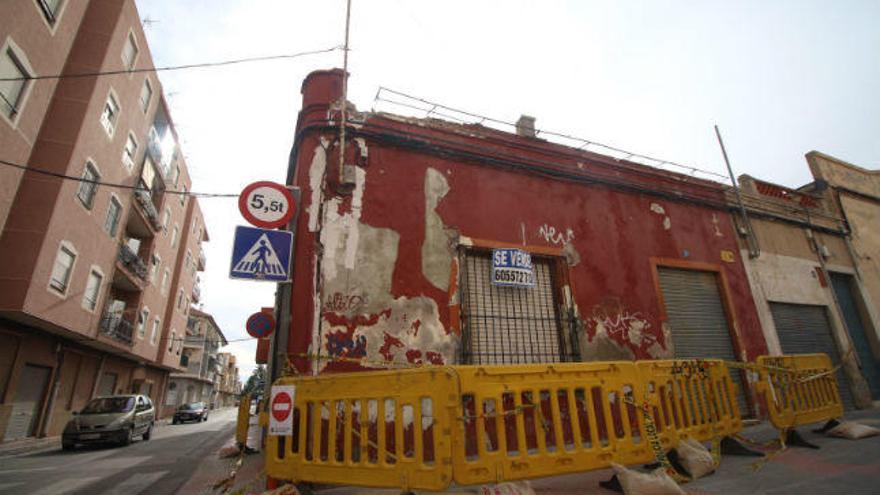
(238, 181), (295, 229)
(491, 248), (535, 288)
(229, 226), (293, 282)
(246, 311), (276, 339)
(269, 385), (295, 436)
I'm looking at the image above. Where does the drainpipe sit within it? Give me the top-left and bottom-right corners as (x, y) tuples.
(39, 342), (65, 437)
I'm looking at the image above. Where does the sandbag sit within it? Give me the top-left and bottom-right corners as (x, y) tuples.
(675, 438), (715, 479)
(825, 421), (880, 440)
(610, 463), (686, 495)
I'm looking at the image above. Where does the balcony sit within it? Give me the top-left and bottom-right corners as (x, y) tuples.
(197, 249), (206, 271)
(99, 311), (134, 346)
(128, 189), (162, 237)
(114, 244), (148, 291)
(183, 336), (203, 349)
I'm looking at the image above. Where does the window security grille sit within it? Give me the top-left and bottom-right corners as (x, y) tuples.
(459, 250), (578, 364)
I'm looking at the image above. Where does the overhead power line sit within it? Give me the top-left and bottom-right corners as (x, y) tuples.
(0, 158), (237, 198)
(0, 46), (343, 82)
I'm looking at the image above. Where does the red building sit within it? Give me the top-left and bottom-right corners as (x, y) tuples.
(282, 69), (765, 411)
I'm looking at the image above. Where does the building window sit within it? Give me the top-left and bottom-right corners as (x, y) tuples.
(104, 196), (122, 236)
(184, 296), (190, 315)
(161, 268), (170, 294)
(75, 161), (99, 209)
(177, 289), (184, 310)
(122, 133), (138, 169)
(169, 330), (176, 352)
(171, 225), (179, 248)
(171, 165), (180, 187)
(150, 317), (160, 345)
(137, 307), (149, 339)
(185, 250), (191, 271)
(121, 32), (138, 71)
(139, 78), (152, 113)
(163, 207), (171, 232)
(36, 0), (64, 25)
(82, 269), (102, 311)
(0, 44), (32, 120)
(150, 254), (161, 283)
(100, 93), (119, 136)
(180, 186), (187, 206)
(49, 244), (76, 294)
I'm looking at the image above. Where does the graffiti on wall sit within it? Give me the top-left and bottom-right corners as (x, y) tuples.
(322, 292), (369, 314)
(537, 224), (575, 245)
(584, 298), (665, 359)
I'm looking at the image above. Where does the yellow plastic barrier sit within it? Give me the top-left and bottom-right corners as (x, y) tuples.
(755, 353), (843, 430)
(636, 359), (742, 446)
(451, 362), (655, 485)
(265, 367), (460, 492)
(236, 394), (252, 446)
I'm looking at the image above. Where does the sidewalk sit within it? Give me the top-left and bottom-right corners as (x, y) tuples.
(175, 414), (266, 495)
(314, 407), (880, 495)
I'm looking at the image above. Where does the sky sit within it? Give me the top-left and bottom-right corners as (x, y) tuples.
(134, 0), (880, 379)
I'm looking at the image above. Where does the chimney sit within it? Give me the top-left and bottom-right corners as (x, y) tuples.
(516, 115), (536, 138)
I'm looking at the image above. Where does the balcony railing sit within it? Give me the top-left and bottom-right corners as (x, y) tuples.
(99, 312), (134, 346)
(184, 336), (203, 348)
(117, 244), (148, 281)
(134, 189), (163, 231)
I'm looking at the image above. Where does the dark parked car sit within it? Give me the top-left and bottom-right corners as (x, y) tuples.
(173, 402), (209, 424)
(62, 395), (155, 450)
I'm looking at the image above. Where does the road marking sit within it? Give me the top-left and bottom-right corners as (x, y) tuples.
(0, 466), (54, 474)
(100, 471), (168, 495)
(29, 476), (100, 495)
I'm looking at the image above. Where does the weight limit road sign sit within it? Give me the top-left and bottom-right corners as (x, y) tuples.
(239, 181), (295, 229)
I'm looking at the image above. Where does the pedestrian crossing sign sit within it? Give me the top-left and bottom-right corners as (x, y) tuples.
(229, 225), (293, 282)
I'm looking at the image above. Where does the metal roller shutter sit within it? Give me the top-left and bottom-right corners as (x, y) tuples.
(768, 302), (856, 410)
(658, 267), (750, 416)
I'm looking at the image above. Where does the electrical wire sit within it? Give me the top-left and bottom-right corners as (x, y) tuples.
(373, 87), (730, 181)
(0, 158), (237, 198)
(0, 46), (343, 82)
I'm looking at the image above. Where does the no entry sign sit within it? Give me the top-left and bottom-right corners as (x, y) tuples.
(245, 311), (275, 338)
(269, 385), (296, 436)
(238, 181), (295, 229)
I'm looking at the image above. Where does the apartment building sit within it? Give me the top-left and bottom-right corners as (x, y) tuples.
(165, 309), (226, 415)
(215, 353), (240, 408)
(0, 0), (207, 442)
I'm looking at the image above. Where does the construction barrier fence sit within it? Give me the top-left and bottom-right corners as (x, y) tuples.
(264, 354), (843, 491)
(755, 353), (844, 431)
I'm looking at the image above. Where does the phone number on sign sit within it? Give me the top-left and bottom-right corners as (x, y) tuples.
(493, 269), (534, 285)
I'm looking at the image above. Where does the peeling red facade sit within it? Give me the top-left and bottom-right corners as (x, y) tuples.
(283, 69), (766, 386)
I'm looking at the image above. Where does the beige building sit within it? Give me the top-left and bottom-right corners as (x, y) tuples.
(165, 309), (226, 415)
(215, 353), (241, 408)
(732, 158), (880, 409)
(802, 152), (880, 402)
(0, 0), (207, 442)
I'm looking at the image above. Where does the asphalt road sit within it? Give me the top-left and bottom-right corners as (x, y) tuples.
(0, 407), (238, 495)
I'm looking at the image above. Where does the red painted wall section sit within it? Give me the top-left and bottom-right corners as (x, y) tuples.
(285, 70), (766, 374)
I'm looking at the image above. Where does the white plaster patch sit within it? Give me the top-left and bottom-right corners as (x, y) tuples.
(423, 168), (454, 291)
(307, 140), (329, 233)
(650, 202), (672, 230)
(344, 166), (366, 270)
